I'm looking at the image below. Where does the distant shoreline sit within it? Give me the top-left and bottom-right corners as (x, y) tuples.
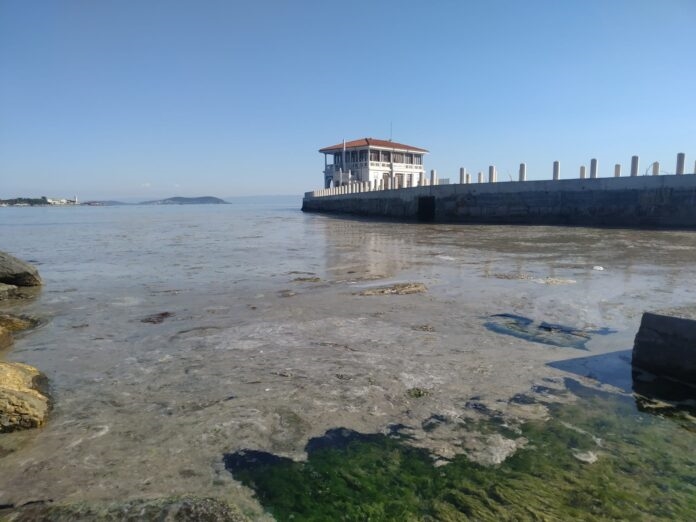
(1, 196), (229, 207)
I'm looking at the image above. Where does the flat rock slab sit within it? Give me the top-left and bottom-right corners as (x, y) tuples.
(0, 252), (42, 288)
(633, 308), (696, 382)
(0, 362), (51, 433)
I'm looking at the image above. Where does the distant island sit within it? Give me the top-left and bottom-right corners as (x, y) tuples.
(140, 196), (228, 205)
(2, 196), (229, 207)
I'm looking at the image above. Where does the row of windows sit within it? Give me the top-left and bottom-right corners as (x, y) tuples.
(333, 150), (423, 166)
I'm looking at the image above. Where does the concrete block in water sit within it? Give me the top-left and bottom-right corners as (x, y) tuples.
(633, 309), (696, 382)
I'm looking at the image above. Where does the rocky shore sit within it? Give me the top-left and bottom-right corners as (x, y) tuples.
(0, 252), (49, 433)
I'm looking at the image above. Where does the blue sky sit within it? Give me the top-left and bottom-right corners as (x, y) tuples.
(1, 0), (694, 199)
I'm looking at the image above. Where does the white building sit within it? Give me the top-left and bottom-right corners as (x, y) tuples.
(319, 138), (428, 189)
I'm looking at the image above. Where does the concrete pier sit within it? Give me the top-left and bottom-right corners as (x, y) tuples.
(303, 173), (696, 227)
(633, 309), (696, 382)
(590, 159), (598, 179)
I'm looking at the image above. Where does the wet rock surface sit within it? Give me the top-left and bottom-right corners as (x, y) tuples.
(0, 362), (51, 433)
(2, 496), (248, 521)
(0, 252), (42, 289)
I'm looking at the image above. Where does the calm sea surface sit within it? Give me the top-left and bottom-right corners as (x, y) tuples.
(1, 199), (695, 519)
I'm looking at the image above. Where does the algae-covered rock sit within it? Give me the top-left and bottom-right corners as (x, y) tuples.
(0, 313), (38, 333)
(4, 496), (249, 521)
(0, 326), (12, 350)
(0, 252), (42, 288)
(0, 361), (50, 433)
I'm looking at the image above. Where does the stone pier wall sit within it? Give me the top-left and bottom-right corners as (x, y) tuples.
(302, 174), (696, 227)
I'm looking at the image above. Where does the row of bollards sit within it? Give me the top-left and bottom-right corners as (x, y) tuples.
(455, 152), (690, 185)
(309, 152), (692, 197)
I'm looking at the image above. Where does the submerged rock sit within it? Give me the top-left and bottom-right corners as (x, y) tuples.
(3, 496), (248, 521)
(0, 283), (18, 300)
(356, 282), (427, 296)
(484, 313), (615, 350)
(0, 361), (51, 433)
(0, 252), (42, 288)
(0, 313), (38, 333)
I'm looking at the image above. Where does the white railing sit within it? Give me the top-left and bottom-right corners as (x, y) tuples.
(306, 152), (693, 198)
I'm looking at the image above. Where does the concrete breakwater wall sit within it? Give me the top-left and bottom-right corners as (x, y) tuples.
(302, 174), (696, 227)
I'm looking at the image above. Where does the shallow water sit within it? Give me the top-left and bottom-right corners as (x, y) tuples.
(1, 200), (695, 519)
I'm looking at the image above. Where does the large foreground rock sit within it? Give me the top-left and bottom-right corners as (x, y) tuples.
(0, 361), (50, 433)
(633, 308), (696, 382)
(0, 252), (42, 288)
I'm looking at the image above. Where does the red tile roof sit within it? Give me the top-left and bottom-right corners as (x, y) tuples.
(319, 138), (428, 154)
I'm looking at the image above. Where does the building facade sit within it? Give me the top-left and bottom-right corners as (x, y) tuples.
(319, 138), (428, 189)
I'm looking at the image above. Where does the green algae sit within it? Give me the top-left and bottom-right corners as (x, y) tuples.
(225, 381), (696, 521)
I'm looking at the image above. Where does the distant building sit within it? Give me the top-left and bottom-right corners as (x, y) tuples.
(319, 138), (428, 189)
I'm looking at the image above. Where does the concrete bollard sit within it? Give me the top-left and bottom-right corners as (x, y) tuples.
(590, 158), (598, 179)
(488, 166), (495, 183)
(418, 172), (424, 187)
(459, 167), (466, 184)
(519, 163), (526, 182)
(652, 161), (660, 176)
(477, 171), (483, 183)
(580, 165), (586, 179)
(465, 173), (471, 184)
(694, 160), (696, 174)
(676, 152), (686, 175)
(614, 164), (621, 177)
(430, 169), (437, 186)
(553, 161), (560, 180)
(630, 155), (639, 177)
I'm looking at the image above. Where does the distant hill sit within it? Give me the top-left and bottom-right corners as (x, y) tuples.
(82, 200), (129, 206)
(140, 196), (228, 205)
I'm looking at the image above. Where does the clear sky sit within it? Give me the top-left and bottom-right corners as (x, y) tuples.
(1, 0), (695, 200)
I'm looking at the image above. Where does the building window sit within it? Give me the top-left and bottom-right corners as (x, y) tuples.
(370, 150), (379, 161)
(405, 153), (413, 164)
(414, 155), (422, 165)
(359, 150), (368, 162)
(393, 152), (404, 163)
(381, 151), (391, 162)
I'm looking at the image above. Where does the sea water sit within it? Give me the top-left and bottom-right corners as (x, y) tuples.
(1, 199), (695, 519)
